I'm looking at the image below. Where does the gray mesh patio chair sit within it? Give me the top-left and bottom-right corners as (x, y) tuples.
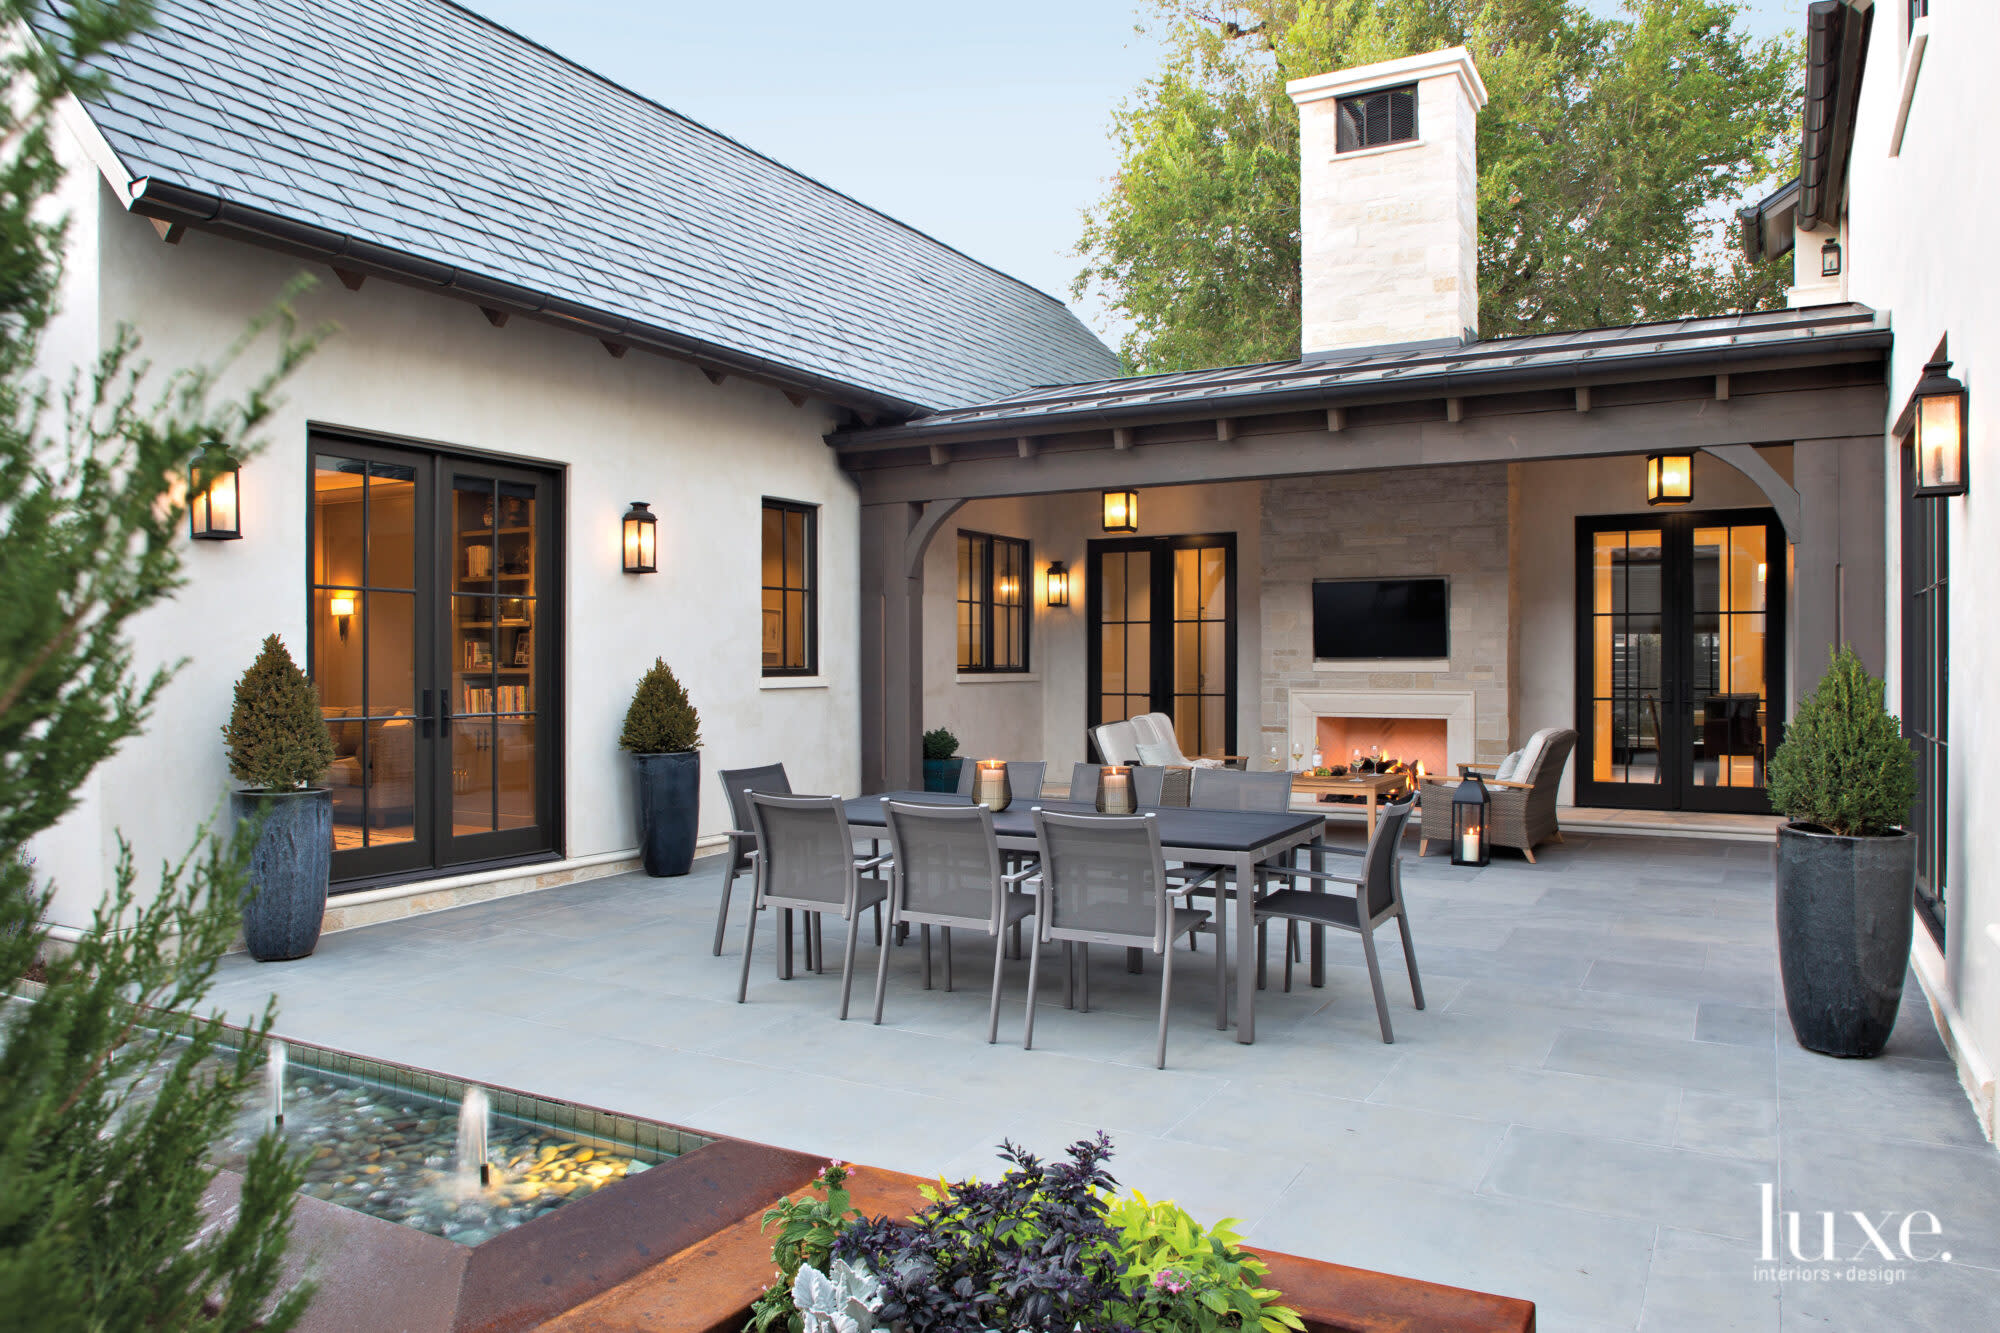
(1176, 767), (1297, 955)
(955, 759), (1048, 801)
(1025, 810), (1219, 1069)
(737, 793), (890, 1020)
(715, 763), (790, 956)
(1068, 761), (1099, 804)
(874, 800), (1040, 1042)
(1254, 793), (1421, 1043)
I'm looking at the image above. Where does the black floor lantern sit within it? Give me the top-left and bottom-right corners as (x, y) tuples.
(1450, 772), (1490, 867)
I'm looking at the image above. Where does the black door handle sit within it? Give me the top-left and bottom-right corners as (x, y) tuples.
(440, 690), (452, 739)
(419, 689), (433, 740)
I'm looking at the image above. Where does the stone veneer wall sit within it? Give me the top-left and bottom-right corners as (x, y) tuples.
(1260, 464), (1512, 766)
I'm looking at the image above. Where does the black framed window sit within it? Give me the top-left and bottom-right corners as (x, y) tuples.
(1336, 83), (1418, 153)
(957, 531), (1029, 672)
(762, 499), (817, 676)
(1902, 451), (1948, 944)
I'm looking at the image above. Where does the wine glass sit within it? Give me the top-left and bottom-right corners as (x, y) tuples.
(1290, 742), (1304, 772)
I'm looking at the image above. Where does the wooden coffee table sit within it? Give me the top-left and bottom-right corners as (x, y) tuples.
(1290, 770), (1412, 837)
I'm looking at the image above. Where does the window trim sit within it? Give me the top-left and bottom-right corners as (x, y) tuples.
(956, 529), (1032, 674)
(1335, 82), (1419, 154)
(1901, 448), (1948, 946)
(761, 497), (818, 678)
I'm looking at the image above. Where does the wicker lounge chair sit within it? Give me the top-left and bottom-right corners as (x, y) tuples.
(1417, 728), (1577, 864)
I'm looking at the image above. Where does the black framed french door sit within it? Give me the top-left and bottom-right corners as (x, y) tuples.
(310, 435), (563, 887)
(1573, 508), (1785, 813)
(1086, 534), (1237, 759)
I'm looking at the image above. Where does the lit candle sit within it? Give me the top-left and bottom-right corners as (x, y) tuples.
(974, 760), (1012, 812)
(1098, 765), (1134, 815)
(1460, 824), (1480, 863)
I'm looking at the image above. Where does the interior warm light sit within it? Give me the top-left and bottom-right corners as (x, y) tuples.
(329, 593), (356, 642)
(1646, 452), (1693, 507)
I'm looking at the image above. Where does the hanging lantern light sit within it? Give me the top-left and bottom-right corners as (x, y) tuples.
(621, 501), (657, 573)
(1911, 357), (1968, 498)
(1820, 235), (1842, 278)
(1045, 560), (1071, 607)
(188, 444), (242, 541)
(1645, 452), (1693, 507)
(1450, 772), (1490, 867)
(1101, 489), (1138, 533)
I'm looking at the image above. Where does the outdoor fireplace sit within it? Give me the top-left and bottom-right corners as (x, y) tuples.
(1287, 688), (1475, 774)
(1316, 716), (1447, 776)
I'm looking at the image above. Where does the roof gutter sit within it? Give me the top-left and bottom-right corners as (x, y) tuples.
(827, 324), (1891, 452)
(1737, 177), (1801, 263)
(126, 177), (932, 421)
(1799, 1), (1870, 232)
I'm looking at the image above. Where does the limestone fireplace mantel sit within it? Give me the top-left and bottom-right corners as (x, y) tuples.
(1287, 688), (1477, 772)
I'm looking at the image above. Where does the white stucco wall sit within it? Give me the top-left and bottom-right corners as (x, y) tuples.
(1845, 1), (2000, 1134)
(31, 175), (861, 930)
(1511, 450), (1793, 804)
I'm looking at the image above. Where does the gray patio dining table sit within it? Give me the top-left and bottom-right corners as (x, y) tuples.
(844, 792), (1326, 1043)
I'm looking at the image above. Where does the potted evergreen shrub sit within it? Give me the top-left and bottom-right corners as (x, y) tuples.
(621, 658), (703, 876)
(222, 635), (337, 961)
(1766, 646), (1920, 1058)
(922, 727), (962, 793)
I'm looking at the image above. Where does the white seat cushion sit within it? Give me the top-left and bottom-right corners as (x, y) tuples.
(1513, 728), (1559, 782)
(1093, 720), (1141, 765)
(1135, 740), (1180, 767)
(1493, 749), (1525, 781)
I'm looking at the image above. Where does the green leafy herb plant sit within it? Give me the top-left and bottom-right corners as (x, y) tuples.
(1106, 1191), (1303, 1332)
(746, 1160), (862, 1333)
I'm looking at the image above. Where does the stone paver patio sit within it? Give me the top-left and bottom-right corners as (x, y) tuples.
(204, 831), (1999, 1331)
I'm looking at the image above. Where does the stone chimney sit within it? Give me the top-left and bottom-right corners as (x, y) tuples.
(1287, 47), (1488, 356)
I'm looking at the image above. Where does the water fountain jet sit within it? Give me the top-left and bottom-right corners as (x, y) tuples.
(267, 1040), (287, 1129)
(456, 1086), (491, 1192)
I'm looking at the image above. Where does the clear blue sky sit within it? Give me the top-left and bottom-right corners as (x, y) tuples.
(458, 1), (1806, 342)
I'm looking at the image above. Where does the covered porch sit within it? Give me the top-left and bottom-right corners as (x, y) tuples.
(845, 304), (1892, 835)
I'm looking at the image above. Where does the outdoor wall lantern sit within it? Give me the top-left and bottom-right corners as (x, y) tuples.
(1911, 357), (1969, 498)
(621, 501), (657, 573)
(1645, 452), (1694, 507)
(1045, 560), (1071, 607)
(1101, 488), (1138, 533)
(328, 593), (356, 642)
(1450, 771), (1490, 868)
(188, 444), (242, 541)
(1820, 236), (1842, 278)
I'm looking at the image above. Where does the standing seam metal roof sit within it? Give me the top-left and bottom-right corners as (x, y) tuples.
(56, 0), (1122, 411)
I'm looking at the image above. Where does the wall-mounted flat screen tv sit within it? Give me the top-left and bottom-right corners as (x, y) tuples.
(1312, 577), (1449, 660)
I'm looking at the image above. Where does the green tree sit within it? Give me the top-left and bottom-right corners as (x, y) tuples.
(223, 635), (337, 791)
(1076, 0), (1801, 373)
(1766, 647), (1917, 838)
(0, 1), (323, 1326)
(619, 657), (702, 753)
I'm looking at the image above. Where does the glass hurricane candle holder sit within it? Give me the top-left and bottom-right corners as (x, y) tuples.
(973, 760), (1012, 813)
(1096, 765), (1136, 815)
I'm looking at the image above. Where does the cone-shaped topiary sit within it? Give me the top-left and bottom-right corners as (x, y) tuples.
(1767, 646), (1916, 838)
(620, 658), (701, 753)
(222, 634), (336, 791)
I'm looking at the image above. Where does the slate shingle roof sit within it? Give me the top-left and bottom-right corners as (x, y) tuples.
(61, 0), (1121, 412)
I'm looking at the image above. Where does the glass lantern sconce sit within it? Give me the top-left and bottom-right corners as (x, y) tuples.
(328, 593), (356, 643)
(1911, 357), (1969, 498)
(1101, 488), (1138, 533)
(1450, 771), (1490, 867)
(1045, 560), (1071, 607)
(621, 501), (657, 573)
(188, 444), (242, 541)
(1645, 452), (1693, 507)
(1820, 236), (1842, 278)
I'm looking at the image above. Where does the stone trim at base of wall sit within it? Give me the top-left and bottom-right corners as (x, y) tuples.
(1913, 922), (1997, 1146)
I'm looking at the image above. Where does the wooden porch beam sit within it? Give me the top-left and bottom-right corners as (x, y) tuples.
(1445, 397), (1464, 424)
(332, 265), (366, 291)
(928, 444), (948, 467)
(150, 218), (186, 244)
(1112, 427), (1135, 450)
(1017, 436), (1038, 459)
(845, 384), (1886, 506)
(703, 367), (727, 386)
(480, 306), (509, 328)
(1573, 386), (1591, 412)
(785, 390), (809, 408)
(601, 339), (628, 359)
(1216, 418), (1237, 442)
(1326, 407), (1347, 433)
(1715, 373), (1731, 401)
(1701, 443), (1800, 541)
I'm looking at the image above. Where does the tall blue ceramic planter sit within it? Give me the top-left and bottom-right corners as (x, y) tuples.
(635, 750), (701, 876)
(1775, 823), (1916, 1058)
(922, 757), (963, 793)
(231, 789), (332, 962)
